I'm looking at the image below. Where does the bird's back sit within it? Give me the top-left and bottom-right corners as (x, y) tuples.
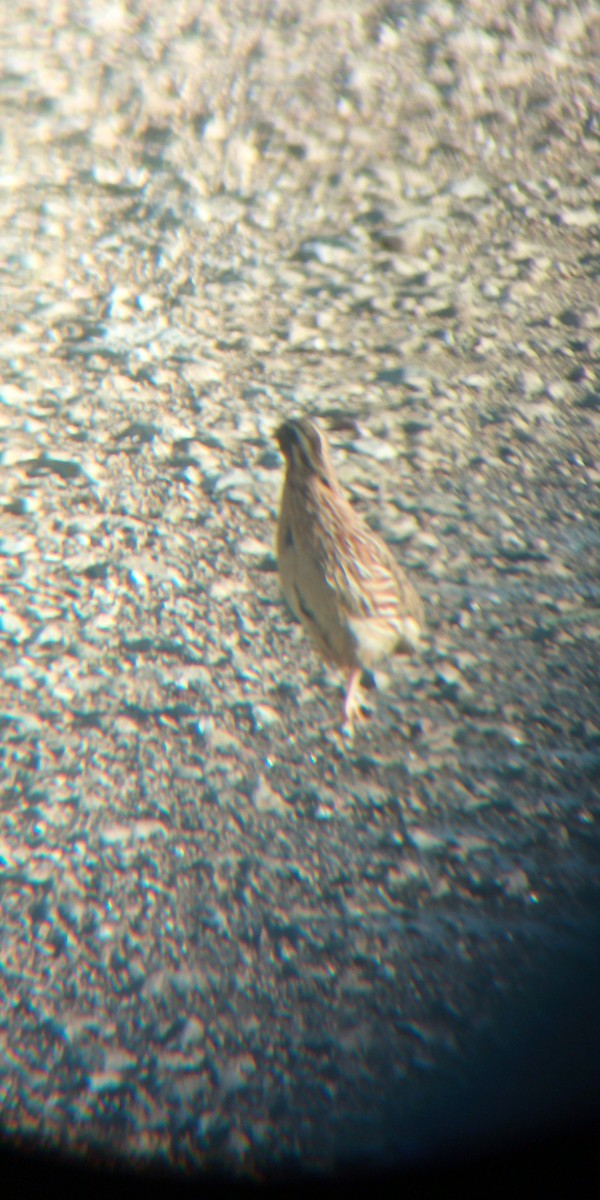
(278, 467), (424, 669)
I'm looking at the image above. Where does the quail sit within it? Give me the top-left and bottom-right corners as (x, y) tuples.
(275, 416), (424, 733)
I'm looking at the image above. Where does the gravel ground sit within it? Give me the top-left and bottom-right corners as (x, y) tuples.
(0, 0), (599, 1179)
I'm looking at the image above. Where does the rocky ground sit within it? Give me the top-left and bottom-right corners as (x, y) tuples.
(0, 0), (599, 1179)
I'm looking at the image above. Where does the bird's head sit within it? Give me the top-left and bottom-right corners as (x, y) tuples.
(275, 417), (331, 480)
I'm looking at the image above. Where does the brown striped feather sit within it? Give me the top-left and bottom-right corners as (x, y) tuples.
(276, 418), (424, 672)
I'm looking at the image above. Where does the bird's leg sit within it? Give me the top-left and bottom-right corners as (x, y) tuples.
(342, 667), (364, 735)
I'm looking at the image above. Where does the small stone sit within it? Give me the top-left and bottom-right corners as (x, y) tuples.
(462, 374), (489, 390)
(542, 381), (566, 403)
(0, 608), (30, 640)
(350, 437), (397, 462)
(390, 515), (419, 541)
(99, 824), (135, 845)
(211, 470), (255, 498)
(561, 207), (599, 228)
(497, 724), (527, 747)
(181, 1018), (206, 1046)
(251, 775), (286, 813)
(136, 293), (160, 313)
(287, 320), (315, 347)
(31, 623), (65, 646)
(218, 1054), (256, 1095)
(237, 537), (272, 559)
(0, 384), (29, 407)
(298, 238), (355, 266)
(502, 868), (530, 897)
(519, 370), (545, 396)
(251, 704), (281, 729)
(0, 535), (36, 556)
(451, 176), (490, 200)
(408, 828), (447, 853)
(104, 286), (136, 319)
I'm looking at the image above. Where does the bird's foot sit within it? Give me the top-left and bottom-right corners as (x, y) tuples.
(341, 669), (370, 739)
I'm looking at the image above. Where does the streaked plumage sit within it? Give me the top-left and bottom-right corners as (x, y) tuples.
(275, 416), (424, 732)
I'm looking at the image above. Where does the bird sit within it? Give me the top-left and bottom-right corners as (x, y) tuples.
(275, 416), (424, 734)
